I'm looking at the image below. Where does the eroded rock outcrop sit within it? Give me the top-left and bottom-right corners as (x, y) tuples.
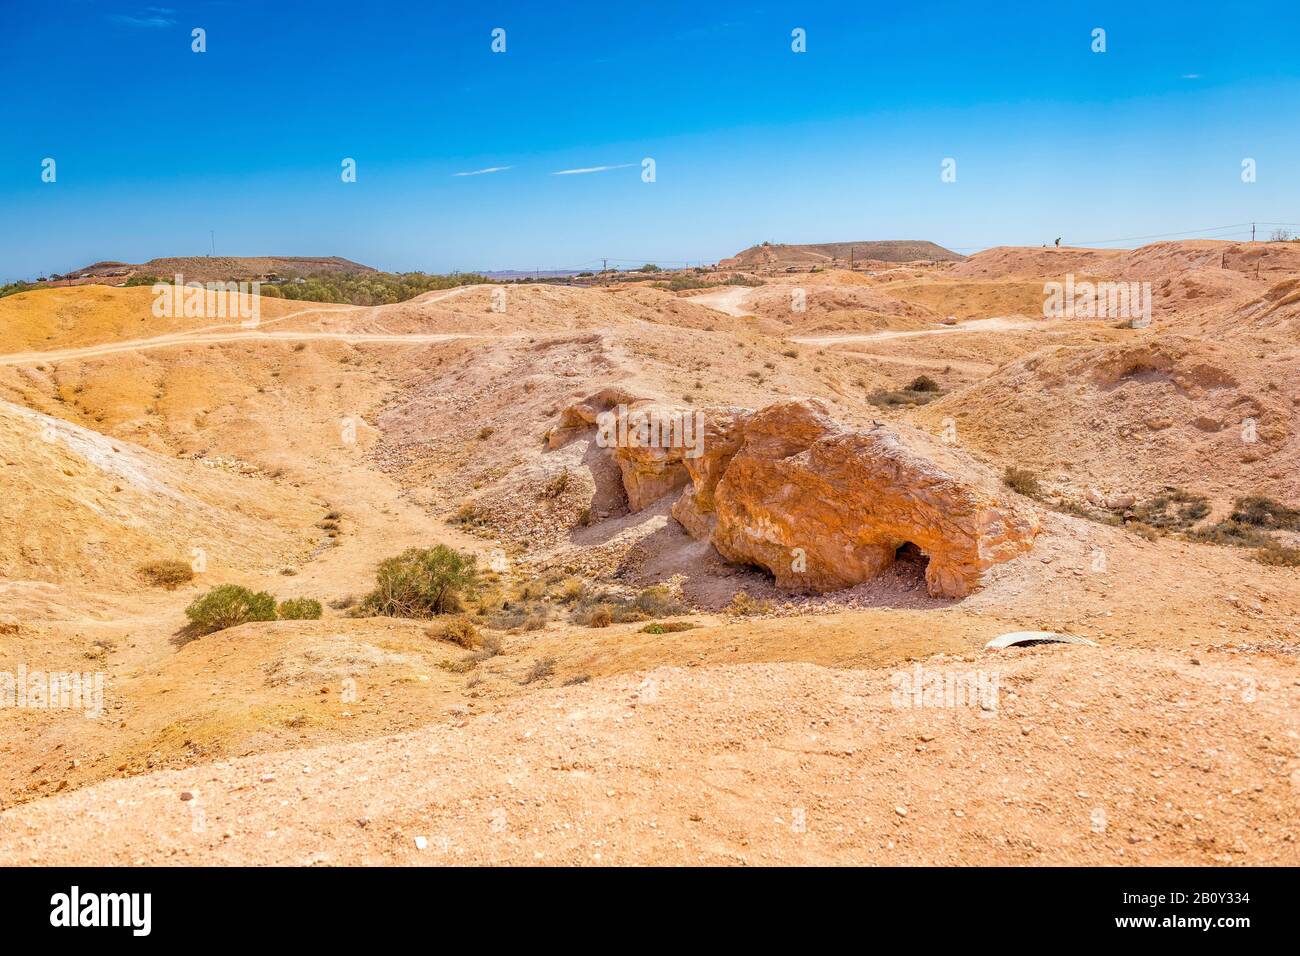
(554, 393), (1039, 598)
(549, 390), (698, 510)
(707, 400), (1039, 598)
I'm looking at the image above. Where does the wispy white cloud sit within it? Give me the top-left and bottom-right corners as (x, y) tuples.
(551, 163), (636, 176)
(453, 166), (512, 177)
(111, 9), (176, 28)
(1181, 73), (1201, 79)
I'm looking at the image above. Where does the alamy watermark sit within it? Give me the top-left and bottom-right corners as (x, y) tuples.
(891, 662), (999, 716)
(152, 274), (262, 328)
(1, 665), (104, 719)
(595, 404), (705, 459)
(1043, 274), (1151, 326)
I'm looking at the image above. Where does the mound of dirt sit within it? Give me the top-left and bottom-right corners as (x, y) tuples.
(0, 399), (319, 587)
(1198, 276), (1300, 340)
(721, 240), (963, 270)
(913, 335), (1300, 505)
(735, 275), (939, 333)
(67, 255), (375, 284)
(950, 240), (1300, 284)
(948, 246), (1125, 280)
(0, 285), (355, 354)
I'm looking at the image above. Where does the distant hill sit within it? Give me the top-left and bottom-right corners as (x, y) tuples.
(65, 255), (376, 285)
(720, 240), (964, 270)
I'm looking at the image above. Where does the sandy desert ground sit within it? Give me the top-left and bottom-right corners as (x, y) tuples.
(1, 242), (1297, 865)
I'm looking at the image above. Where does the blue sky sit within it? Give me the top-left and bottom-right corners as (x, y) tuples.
(2, 0), (1298, 282)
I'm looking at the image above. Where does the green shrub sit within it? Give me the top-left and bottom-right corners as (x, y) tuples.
(137, 559), (194, 590)
(277, 597), (323, 620)
(641, 621), (699, 634)
(1002, 467), (1042, 499)
(633, 585), (685, 618)
(185, 585), (277, 634)
(361, 546), (479, 618)
(259, 270), (487, 307)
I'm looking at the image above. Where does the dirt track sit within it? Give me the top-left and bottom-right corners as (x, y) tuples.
(0, 329), (487, 366)
(687, 286), (756, 316)
(790, 316), (1040, 345)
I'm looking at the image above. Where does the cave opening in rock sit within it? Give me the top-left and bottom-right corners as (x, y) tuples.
(894, 541), (930, 573)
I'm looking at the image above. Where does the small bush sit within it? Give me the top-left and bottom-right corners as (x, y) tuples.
(521, 657), (556, 684)
(450, 501), (487, 526)
(1131, 489), (1210, 530)
(429, 615), (479, 648)
(568, 584), (683, 627)
(725, 591), (771, 617)
(633, 585), (685, 618)
(1130, 522), (1161, 542)
(1230, 495), (1300, 531)
(361, 546), (479, 618)
(544, 468), (571, 499)
(469, 633), (504, 662)
(553, 577), (587, 604)
(1002, 467), (1042, 499)
(185, 585), (277, 634)
(277, 597), (322, 620)
(485, 601), (550, 632)
(641, 621), (699, 634)
(867, 388), (939, 408)
(137, 559), (194, 590)
(1188, 519), (1272, 548)
(1255, 543), (1300, 567)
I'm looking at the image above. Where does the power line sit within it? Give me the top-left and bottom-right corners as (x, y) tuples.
(1067, 222), (1254, 245)
(945, 220), (1296, 252)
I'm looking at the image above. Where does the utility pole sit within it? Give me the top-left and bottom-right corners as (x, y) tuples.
(1252, 223), (1256, 242)
(210, 230), (215, 256)
(849, 246), (855, 270)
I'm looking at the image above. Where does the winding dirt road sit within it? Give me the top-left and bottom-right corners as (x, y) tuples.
(686, 286), (756, 316)
(791, 316), (1039, 346)
(0, 330), (485, 367)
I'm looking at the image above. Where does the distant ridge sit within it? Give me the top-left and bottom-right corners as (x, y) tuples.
(64, 255), (376, 285)
(720, 240), (964, 270)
